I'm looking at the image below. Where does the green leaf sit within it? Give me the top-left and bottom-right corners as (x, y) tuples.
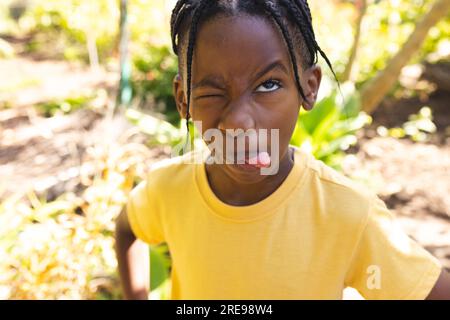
(149, 244), (171, 291)
(300, 93), (336, 134)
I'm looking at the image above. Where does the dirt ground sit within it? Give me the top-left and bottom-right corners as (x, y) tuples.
(345, 91), (450, 271)
(0, 54), (449, 300)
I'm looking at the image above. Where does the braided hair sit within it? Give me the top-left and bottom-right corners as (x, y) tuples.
(170, 0), (337, 136)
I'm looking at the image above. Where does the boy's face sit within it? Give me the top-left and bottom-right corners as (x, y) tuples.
(173, 14), (321, 183)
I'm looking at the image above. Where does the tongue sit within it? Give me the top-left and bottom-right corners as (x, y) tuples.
(248, 151), (271, 168)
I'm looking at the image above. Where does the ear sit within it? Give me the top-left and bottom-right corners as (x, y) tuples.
(173, 74), (188, 119)
(301, 65), (322, 111)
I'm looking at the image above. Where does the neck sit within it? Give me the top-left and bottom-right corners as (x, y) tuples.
(205, 147), (295, 206)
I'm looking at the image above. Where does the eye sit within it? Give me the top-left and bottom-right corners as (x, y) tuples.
(255, 79), (282, 93)
(195, 94), (224, 101)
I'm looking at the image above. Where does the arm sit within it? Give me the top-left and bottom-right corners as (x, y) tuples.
(115, 207), (150, 300)
(426, 268), (450, 300)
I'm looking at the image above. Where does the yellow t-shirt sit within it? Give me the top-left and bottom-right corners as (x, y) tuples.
(126, 146), (442, 299)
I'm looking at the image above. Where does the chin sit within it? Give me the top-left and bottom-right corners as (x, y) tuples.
(223, 162), (269, 184)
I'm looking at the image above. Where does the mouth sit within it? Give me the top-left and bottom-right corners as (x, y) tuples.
(219, 150), (271, 169)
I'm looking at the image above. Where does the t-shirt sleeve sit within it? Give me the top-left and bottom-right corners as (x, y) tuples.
(126, 176), (165, 245)
(344, 196), (442, 299)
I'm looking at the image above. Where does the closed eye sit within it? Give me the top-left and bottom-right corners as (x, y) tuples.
(195, 94), (224, 100)
(255, 79), (282, 93)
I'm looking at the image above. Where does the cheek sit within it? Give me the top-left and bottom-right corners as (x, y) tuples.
(261, 96), (299, 145)
(191, 105), (221, 136)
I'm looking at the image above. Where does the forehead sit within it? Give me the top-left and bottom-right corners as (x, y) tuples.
(192, 14), (291, 80)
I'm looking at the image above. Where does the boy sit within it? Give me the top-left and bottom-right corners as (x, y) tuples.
(115, 0), (450, 299)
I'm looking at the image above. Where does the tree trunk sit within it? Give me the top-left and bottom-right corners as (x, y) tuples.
(86, 32), (99, 70)
(341, 0), (367, 83)
(116, 0), (132, 114)
(360, 0), (450, 114)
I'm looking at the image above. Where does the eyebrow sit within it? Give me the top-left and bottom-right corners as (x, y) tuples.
(192, 60), (289, 91)
(252, 60), (290, 82)
(192, 75), (226, 91)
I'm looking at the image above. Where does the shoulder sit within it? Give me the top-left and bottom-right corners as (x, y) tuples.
(295, 147), (373, 201)
(295, 147), (376, 226)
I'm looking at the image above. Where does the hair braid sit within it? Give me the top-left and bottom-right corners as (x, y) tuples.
(293, 0), (339, 82)
(171, 4), (194, 55)
(170, 0), (187, 46)
(261, 0), (307, 101)
(170, 0), (341, 143)
(185, 0), (212, 135)
(279, 0), (316, 65)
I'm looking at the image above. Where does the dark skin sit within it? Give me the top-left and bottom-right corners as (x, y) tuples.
(172, 14), (450, 299)
(114, 12), (450, 300)
(426, 269), (450, 300)
(174, 14), (321, 206)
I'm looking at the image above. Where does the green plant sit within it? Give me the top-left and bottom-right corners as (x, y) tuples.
(132, 45), (179, 126)
(18, 1), (118, 63)
(376, 106), (437, 142)
(125, 108), (182, 146)
(0, 190), (121, 299)
(36, 95), (91, 117)
(0, 136), (170, 299)
(35, 90), (107, 117)
(149, 244), (171, 291)
(290, 83), (371, 169)
(354, 0), (449, 87)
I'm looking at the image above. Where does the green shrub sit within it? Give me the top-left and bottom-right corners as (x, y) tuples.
(132, 45), (179, 126)
(290, 84), (371, 169)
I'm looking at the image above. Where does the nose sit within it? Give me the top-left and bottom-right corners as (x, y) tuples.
(217, 96), (256, 133)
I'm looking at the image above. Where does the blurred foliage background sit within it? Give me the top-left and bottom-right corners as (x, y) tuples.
(0, 0), (449, 299)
